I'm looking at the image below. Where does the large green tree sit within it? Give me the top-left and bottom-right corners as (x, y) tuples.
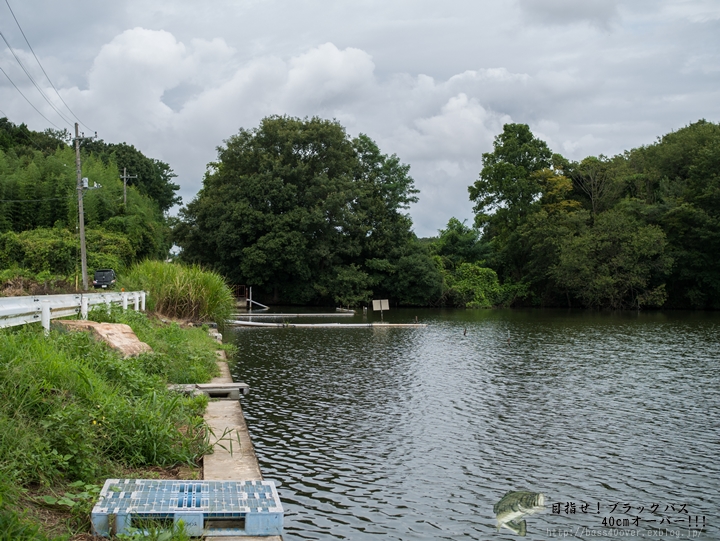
(550, 207), (673, 309)
(468, 123), (553, 230)
(176, 115), (433, 305)
(468, 123), (565, 286)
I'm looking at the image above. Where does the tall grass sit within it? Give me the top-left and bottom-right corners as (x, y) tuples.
(119, 261), (235, 325)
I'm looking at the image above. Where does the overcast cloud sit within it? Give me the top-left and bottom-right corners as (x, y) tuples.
(1, 0), (718, 237)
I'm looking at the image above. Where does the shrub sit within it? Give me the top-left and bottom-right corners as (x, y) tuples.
(447, 262), (503, 308)
(119, 260), (235, 324)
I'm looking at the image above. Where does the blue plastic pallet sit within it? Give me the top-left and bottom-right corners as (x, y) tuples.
(91, 479), (283, 537)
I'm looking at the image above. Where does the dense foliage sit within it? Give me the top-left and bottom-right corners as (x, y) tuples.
(176, 115), (440, 306)
(467, 120), (720, 309)
(82, 139), (181, 213)
(0, 118), (178, 289)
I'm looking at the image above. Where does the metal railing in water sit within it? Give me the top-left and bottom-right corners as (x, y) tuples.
(0, 291), (147, 332)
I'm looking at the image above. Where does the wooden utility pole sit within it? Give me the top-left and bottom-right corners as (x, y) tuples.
(120, 167), (137, 207)
(74, 123), (89, 290)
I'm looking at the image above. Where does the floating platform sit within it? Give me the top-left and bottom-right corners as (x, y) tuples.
(230, 321), (426, 328)
(91, 479), (283, 537)
(232, 313), (354, 318)
(168, 382), (250, 400)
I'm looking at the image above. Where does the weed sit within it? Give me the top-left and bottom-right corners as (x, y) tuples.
(116, 518), (191, 541)
(35, 481), (101, 532)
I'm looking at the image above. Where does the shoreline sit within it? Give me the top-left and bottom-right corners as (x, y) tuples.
(204, 345), (283, 541)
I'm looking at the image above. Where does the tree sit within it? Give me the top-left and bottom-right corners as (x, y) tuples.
(447, 262), (503, 308)
(467, 124), (555, 285)
(82, 140), (180, 212)
(468, 123), (552, 230)
(431, 217), (487, 269)
(570, 155), (616, 216)
(176, 116), (432, 305)
(550, 207), (672, 309)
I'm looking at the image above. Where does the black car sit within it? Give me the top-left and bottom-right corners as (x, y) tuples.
(93, 269), (117, 289)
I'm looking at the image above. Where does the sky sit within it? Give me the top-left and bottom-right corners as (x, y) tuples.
(1, 0), (718, 237)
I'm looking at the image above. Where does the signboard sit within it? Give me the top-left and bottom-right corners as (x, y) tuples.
(372, 299), (389, 311)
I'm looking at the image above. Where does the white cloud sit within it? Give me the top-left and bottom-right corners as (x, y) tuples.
(285, 43), (376, 108)
(2, 1), (719, 237)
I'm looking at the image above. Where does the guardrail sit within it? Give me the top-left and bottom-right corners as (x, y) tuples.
(0, 291), (147, 332)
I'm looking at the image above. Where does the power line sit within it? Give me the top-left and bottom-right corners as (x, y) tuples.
(0, 28), (74, 127)
(0, 65), (61, 129)
(3, 0), (94, 132)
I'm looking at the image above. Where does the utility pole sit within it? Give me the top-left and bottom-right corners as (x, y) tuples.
(74, 123), (89, 290)
(120, 167), (137, 207)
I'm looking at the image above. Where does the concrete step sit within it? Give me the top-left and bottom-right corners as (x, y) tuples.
(168, 382), (250, 400)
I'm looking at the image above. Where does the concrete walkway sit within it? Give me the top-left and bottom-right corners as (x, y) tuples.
(204, 350), (283, 541)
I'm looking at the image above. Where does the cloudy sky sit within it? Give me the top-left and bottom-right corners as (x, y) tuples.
(1, 0), (718, 237)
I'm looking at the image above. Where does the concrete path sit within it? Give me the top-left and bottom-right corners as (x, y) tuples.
(204, 350), (282, 541)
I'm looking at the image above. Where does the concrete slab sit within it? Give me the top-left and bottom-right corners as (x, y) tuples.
(204, 400), (262, 480)
(54, 320), (152, 357)
(212, 360), (232, 384)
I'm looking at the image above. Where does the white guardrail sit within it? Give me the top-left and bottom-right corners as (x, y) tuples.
(0, 291), (147, 332)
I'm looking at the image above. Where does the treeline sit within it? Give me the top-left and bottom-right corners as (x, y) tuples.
(177, 116), (719, 310)
(466, 120), (720, 310)
(0, 118), (179, 286)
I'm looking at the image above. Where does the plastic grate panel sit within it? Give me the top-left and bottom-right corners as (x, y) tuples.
(91, 479), (283, 537)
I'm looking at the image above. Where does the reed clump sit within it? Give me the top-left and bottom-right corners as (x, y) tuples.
(119, 261), (235, 325)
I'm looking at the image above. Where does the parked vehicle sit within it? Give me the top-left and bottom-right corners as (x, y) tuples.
(93, 269), (117, 289)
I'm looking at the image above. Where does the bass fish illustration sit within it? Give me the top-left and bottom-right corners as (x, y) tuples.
(493, 490), (545, 536)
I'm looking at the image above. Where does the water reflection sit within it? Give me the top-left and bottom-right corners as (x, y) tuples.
(229, 309), (720, 540)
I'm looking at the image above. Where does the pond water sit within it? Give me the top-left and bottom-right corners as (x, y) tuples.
(228, 309), (719, 540)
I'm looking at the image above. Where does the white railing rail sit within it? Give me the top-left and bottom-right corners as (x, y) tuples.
(0, 291), (147, 332)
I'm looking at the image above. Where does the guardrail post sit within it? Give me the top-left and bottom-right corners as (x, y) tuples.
(41, 301), (51, 336)
(134, 293), (140, 311)
(81, 297), (89, 319)
(141, 292), (146, 311)
(122, 292), (128, 311)
(106, 298), (112, 315)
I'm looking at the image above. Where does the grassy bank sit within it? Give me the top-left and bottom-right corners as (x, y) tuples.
(0, 308), (232, 540)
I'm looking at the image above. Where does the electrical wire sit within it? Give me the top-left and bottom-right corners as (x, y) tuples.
(0, 28), (74, 128)
(3, 0), (93, 132)
(0, 65), (61, 129)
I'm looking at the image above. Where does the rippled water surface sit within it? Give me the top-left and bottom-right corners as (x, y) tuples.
(228, 309), (720, 540)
